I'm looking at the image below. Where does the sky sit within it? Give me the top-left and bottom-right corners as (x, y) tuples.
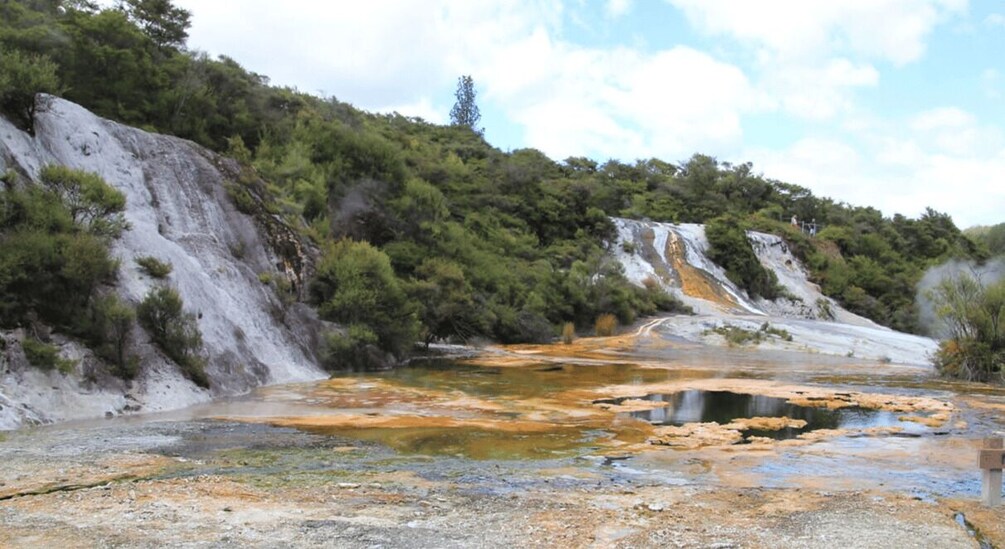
(171, 0), (1004, 228)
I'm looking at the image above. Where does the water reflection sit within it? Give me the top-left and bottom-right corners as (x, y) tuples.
(372, 359), (719, 398)
(616, 390), (907, 440)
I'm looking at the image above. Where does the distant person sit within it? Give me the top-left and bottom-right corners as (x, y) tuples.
(810, 219), (817, 236)
(791, 215), (798, 227)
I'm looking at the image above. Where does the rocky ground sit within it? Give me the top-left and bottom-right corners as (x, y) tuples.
(0, 417), (999, 548)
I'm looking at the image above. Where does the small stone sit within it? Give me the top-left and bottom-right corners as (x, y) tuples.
(223, 507), (233, 512)
(337, 482), (360, 489)
(647, 503), (665, 512)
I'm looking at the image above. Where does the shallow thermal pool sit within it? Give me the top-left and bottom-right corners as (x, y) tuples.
(213, 358), (982, 462)
(598, 389), (923, 440)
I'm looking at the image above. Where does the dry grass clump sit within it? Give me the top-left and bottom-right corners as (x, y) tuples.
(594, 314), (618, 337)
(561, 322), (575, 344)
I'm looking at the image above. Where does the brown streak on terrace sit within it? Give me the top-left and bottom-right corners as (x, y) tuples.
(666, 231), (744, 312)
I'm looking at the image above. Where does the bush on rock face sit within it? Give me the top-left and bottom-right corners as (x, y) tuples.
(135, 256), (172, 278)
(21, 337), (75, 374)
(705, 215), (781, 300)
(137, 285), (208, 387)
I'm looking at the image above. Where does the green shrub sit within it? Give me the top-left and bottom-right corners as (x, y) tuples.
(135, 256), (173, 278)
(705, 215), (782, 300)
(225, 182), (257, 214)
(706, 322), (793, 346)
(137, 286), (209, 387)
(815, 298), (835, 320)
(319, 325), (381, 371)
(309, 239), (417, 362)
(38, 165), (127, 237)
(87, 294), (138, 379)
(409, 257), (490, 347)
(22, 337), (75, 374)
(0, 188), (119, 329)
(930, 273), (1004, 382)
(491, 306), (554, 344)
(707, 324), (764, 346)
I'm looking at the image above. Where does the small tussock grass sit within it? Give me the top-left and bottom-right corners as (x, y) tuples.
(561, 322), (575, 344)
(594, 314), (618, 337)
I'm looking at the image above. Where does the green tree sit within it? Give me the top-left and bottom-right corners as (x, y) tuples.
(449, 75), (482, 134)
(309, 239), (418, 366)
(410, 258), (489, 347)
(0, 46), (61, 133)
(118, 0), (191, 49)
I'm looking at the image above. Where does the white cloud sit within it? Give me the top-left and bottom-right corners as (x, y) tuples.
(747, 137), (865, 199)
(911, 106), (974, 131)
(748, 107), (1005, 227)
(667, 0), (963, 121)
(909, 107), (1002, 157)
(375, 97), (447, 124)
(764, 58), (879, 120)
(175, 0), (564, 108)
(982, 68), (1002, 99)
(984, 13), (1005, 27)
(488, 44), (757, 160)
(667, 0), (965, 65)
(175, 0), (759, 163)
(605, 0), (633, 18)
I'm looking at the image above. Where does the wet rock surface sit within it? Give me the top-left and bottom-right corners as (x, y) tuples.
(0, 411), (998, 548)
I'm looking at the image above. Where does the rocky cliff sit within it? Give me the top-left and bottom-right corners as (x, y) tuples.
(0, 96), (326, 428)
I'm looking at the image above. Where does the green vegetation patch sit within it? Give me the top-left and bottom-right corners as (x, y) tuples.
(137, 286), (208, 387)
(135, 256), (172, 278)
(21, 337), (75, 373)
(929, 273), (1004, 382)
(706, 322), (793, 347)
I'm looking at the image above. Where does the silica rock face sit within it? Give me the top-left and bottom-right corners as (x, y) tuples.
(0, 95), (325, 428)
(611, 217), (938, 365)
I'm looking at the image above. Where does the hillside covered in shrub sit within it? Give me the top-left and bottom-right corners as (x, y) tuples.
(0, 1), (988, 367)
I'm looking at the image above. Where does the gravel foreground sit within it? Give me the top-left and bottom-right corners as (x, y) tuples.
(0, 419), (999, 548)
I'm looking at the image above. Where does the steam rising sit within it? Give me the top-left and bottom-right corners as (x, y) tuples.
(916, 257), (1005, 338)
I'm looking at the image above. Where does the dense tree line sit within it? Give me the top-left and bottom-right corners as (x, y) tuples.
(0, 0), (988, 370)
